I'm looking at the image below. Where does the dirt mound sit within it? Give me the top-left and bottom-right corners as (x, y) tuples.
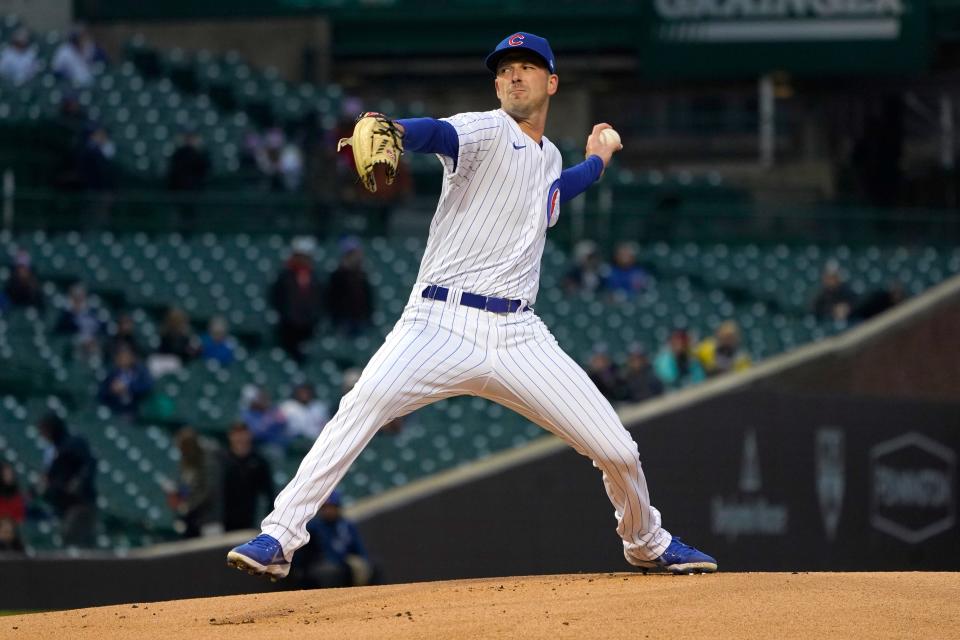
(6, 572), (958, 639)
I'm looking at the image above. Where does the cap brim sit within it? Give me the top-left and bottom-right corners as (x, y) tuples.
(485, 48), (551, 74)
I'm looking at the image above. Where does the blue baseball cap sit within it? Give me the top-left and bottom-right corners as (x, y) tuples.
(485, 32), (556, 74)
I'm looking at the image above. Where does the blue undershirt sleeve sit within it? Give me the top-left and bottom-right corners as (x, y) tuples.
(396, 118), (459, 159)
(559, 155), (604, 204)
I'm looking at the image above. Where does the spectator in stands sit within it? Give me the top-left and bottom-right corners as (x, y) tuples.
(240, 131), (264, 175)
(168, 426), (220, 538)
(812, 262), (856, 322)
(76, 124), (117, 191)
(0, 463), (26, 524)
(586, 345), (620, 400)
(104, 311), (143, 359)
(695, 321), (751, 378)
(36, 412), (97, 547)
(0, 462), (27, 553)
(297, 490), (376, 588)
(563, 240), (604, 295)
(2, 251), (44, 310)
(58, 90), (88, 134)
(155, 306), (200, 368)
(54, 283), (101, 359)
(240, 385), (289, 463)
(220, 422), (274, 532)
(603, 242), (649, 298)
(51, 25), (106, 89)
(199, 316), (236, 366)
(262, 128), (286, 188)
(617, 344), (663, 403)
(270, 236), (324, 363)
(52, 32), (92, 87)
(51, 93), (92, 190)
(0, 27), (39, 86)
(260, 127), (304, 192)
(246, 127), (304, 191)
(74, 24), (108, 65)
(280, 383), (329, 442)
(653, 329), (706, 390)
(165, 128), (211, 229)
(0, 516), (25, 554)
(278, 137), (305, 193)
(327, 236), (373, 336)
(852, 281), (906, 322)
(239, 131), (272, 191)
(98, 344), (153, 418)
(166, 129), (211, 191)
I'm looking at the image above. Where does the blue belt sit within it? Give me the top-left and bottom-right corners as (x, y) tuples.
(422, 285), (526, 313)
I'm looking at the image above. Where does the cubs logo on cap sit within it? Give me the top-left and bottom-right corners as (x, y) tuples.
(485, 31), (556, 74)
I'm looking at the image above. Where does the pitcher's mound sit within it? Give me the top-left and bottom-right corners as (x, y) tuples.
(6, 572), (959, 639)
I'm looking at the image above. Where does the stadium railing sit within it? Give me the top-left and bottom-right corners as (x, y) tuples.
(5, 186), (958, 247)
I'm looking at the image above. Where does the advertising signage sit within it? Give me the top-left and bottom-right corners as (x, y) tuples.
(641, 0), (931, 78)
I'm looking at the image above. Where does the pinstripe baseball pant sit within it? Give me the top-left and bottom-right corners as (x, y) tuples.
(261, 283), (672, 564)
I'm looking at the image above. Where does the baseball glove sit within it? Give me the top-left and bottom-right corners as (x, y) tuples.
(337, 111), (404, 193)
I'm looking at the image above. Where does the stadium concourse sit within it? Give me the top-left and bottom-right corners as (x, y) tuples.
(5, 572), (959, 639)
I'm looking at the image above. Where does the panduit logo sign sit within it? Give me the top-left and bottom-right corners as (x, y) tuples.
(654, 0), (906, 42)
(870, 432), (956, 544)
(711, 429), (788, 539)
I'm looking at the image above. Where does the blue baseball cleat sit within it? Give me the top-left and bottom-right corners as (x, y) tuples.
(226, 534), (290, 581)
(632, 537), (718, 575)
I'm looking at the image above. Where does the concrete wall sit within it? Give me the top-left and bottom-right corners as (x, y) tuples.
(759, 292), (960, 403)
(0, 0), (71, 32)
(0, 538), (283, 610)
(355, 391), (960, 582)
(89, 17), (332, 84)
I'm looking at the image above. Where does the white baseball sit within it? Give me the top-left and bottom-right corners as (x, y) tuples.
(599, 128), (621, 148)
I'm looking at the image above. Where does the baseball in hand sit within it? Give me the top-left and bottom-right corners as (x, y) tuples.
(599, 128), (622, 148)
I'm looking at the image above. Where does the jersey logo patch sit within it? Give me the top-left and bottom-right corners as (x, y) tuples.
(512, 142), (526, 150)
(546, 180), (561, 228)
(508, 33), (525, 46)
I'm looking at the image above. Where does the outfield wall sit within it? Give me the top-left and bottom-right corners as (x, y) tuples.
(356, 390), (959, 582)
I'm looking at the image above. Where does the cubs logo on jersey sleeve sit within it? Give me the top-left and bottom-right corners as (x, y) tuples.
(546, 179), (561, 228)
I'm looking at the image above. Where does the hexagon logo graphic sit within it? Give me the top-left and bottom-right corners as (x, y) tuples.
(870, 432), (956, 544)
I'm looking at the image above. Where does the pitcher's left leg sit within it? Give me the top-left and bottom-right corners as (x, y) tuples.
(483, 316), (670, 564)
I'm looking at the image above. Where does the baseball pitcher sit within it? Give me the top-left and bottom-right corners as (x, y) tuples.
(228, 31), (717, 579)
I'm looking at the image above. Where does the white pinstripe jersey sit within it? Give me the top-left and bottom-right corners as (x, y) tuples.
(414, 109), (563, 305)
